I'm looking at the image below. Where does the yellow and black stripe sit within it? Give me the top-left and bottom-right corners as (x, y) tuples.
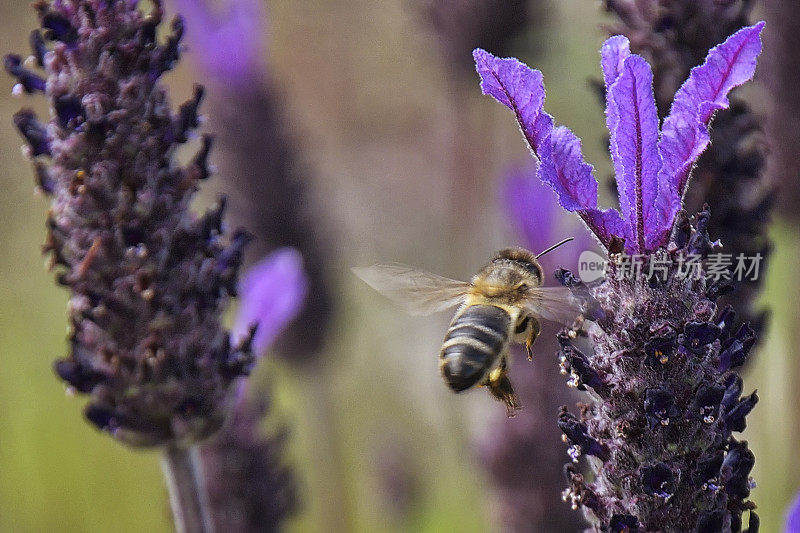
(440, 304), (510, 392)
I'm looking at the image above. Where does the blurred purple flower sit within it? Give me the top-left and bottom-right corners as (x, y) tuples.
(233, 247), (308, 356)
(504, 162), (558, 254)
(787, 492), (800, 533)
(504, 161), (599, 266)
(200, 379), (298, 532)
(174, 0), (268, 86)
(174, 0), (334, 362)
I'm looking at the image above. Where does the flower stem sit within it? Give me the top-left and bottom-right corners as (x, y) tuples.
(162, 445), (215, 533)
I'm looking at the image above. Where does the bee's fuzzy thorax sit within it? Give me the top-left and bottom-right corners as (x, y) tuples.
(474, 247), (544, 290)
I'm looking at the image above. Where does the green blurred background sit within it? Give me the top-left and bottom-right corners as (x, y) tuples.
(0, 1), (797, 531)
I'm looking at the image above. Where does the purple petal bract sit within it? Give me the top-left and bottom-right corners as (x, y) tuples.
(474, 49), (623, 247)
(654, 22), (765, 250)
(608, 54), (661, 253)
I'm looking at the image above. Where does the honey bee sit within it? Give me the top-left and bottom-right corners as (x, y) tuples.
(353, 239), (583, 416)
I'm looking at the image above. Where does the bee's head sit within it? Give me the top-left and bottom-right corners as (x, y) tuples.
(475, 247), (543, 293)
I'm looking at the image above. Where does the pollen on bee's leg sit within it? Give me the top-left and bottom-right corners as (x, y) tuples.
(486, 367), (521, 417)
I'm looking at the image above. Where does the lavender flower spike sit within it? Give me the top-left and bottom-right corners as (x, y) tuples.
(475, 22), (764, 253)
(6, 0), (256, 448)
(476, 23), (765, 532)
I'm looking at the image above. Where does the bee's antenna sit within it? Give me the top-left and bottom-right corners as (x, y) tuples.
(535, 237), (574, 258)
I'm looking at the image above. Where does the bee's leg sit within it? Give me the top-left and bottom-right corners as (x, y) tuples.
(485, 357), (521, 417)
(525, 318), (541, 361)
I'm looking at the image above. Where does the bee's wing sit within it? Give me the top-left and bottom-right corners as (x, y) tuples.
(352, 264), (470, 316)
(521, 286), (586, 326)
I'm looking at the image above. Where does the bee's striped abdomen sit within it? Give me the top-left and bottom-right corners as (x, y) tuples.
(440, 305), (510, 392)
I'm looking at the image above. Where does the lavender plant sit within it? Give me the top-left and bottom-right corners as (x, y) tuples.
(5, 0), (248, 447)
(475, 22), (764, 532)
(4, 0), (305, 530)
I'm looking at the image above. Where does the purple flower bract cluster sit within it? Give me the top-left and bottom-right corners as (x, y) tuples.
(474, 22), (764, 255)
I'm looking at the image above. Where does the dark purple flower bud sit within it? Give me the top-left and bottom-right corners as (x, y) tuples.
(715, 305), (737, 337)
(706, 276), (735, 301)
(688, 383), (726, 424)
(199, 196), (226, 242)
(640, 463), (674, 498)
(692, 451), (724, 488)
(680, 320), (722, 355)
(718, 322), (756, 371)
(610, 514), (640, 533)
(722, 391), (758, 433)
(189, 134), (213, 181)
(721, 440), (755, 500)
(84, 403), (120, 433)
(54, 95), (83, 129)
(687, 205), (714, 257)
(558, 408), (609, 462)
(721, 374), (744, 411)
(33, 161), (55, 194)
(644, 388), (682, 429)
(30, 30), (47, 67)
(215, 229), (253, 295)
(13, 109), (50, 156)
(695, 510), (730, 533)
(152, 16), (184, 77)
(557, 334), (609, 397)
(54, 359), (106, 393)
(173, 84), (204, 144)
(4, 54), (46, 94)
(563, 463), (603, 514)
(644, 329), (678, 366)
(41, 10), (78, 44)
